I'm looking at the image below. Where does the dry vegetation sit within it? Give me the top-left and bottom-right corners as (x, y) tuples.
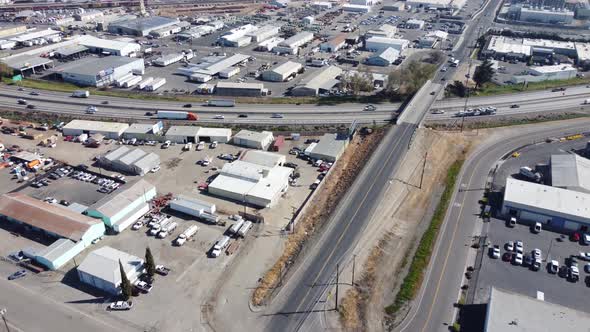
(252, 128), (387, 306)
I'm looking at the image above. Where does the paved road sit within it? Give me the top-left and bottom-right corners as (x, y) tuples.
(265, 122), (416, 332)
(396, 118), (590, 332)
(0, 276), (136, 332)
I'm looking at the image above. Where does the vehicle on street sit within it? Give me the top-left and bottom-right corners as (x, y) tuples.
(17, 99), (27, 105)
(108, 301), (133, 311)
(238, 114), (248, 118)
(271, 113), (284, 118)
(183, 103), (192, 108)
(284, 162), (298, 169)
(161, 141), (171, 149)
(8, 270), (27, 280)
(507, 216), (516, 227)
(548, 260), (559, 274)
(101, 100), (109, 105)
(150, 166), (160, 173)
(86, 106), (97, 114)
(211, 235), (231, 257)
(431, 109), (445, 114)
(364, 104), (376, 111)
(72, 90), (90, 98)
(552, 87), (566, 92)
(505, 241), (514, 251)
(510, 104), (520, 108)
(27, 104), (36, 109)
(30, 91), (40, 96)
(174, 225), (199, 246)
(134, 280), (153, 293)
(214, 115), (225, 120)
(532, 222), (542, 233)
(8, 252), (25, 262)
(515, 240), (524, 254)
(207, 99), (235, 107)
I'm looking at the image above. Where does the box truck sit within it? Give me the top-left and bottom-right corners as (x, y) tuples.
(206, 99), (235, 107)
(72, 90), (90, 98)
(174, 225), (199, 246)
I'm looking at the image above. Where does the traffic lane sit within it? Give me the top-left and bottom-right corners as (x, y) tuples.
(399, 119), (590, 332)
(0, 277), (134, 332)
(477, 219), (590, 311)
(267, 124), (415, 332)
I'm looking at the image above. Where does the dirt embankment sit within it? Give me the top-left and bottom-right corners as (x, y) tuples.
(252, 127), (387, 306)
(338, 129), (480, 331)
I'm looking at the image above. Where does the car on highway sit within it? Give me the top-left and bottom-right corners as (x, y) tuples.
(145, 111), (153, 116)
(26, 104), (36, 109)
(238, 114), (248, 118)
(431, 109), (445, 114)
(8, 270), (27, 280)
(364, 104), (376, 111)
(513, 253), (523, 265)
(17, 99), (27, 105)
(510, 104), (520, 108)
(101, 100), (109, 105)
(214, 115), (225, 120)
(183, 103), (192, 108)
(108, 301), (133, 311)
(271, 113), (284, 118)
(548, 260), (559, 274)
(552, 87), (566, 92)
(30, 91), (40, 96)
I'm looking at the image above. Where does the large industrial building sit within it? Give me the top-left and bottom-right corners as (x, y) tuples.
(0, 193), (105, 270)
(365, 36), (409, 52)
(308, 133), (349, 162)
(122, 122), (164, 141)
(99, 146), (160, 176)
(78, 35), (140, 57)
(77, 246), (144, 295)
(273, 31), (314, 55)
(366, 24), (397, 39)
(216, 82), (268, 97)
(62, 120), (129, 139)
(164, 126), (232, 143)
(51, 56), (144, 87)
(108, 16), (179, 36)
(86, 179), (157, 233)
(261, 61), (302, 82)
(208, 154), (293, 208)
(482, 35), (589, 62)
(246, 25), (280, 42)
(551, 154), (590, 193)
(320, 34), (348, 53)
(178, 53), (250, 81)
(406, 0), (467, 10)
(484, 287), (590, 332)
(501, 177), (590, 231)
(511, 64), (578, 83)
(291, 66), (342, 96)
(512, 6), (575, 24)
(233, 130), (274, 150)
(219, 24), (258, 47)
(366, 47), (400, 66)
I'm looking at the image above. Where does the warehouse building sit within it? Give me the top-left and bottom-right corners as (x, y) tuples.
(177, 53), (250, 79)
(365, 36), (409, 52)
(257, 37), (285, 51)
(309, 133), (349, 162)
(273, 31), (314, 55)
(219, 24), (257, 47)
(233, 130), (274, 150)
(501, 177), (590, 231)
(62, 120), (129, 139)
(77, 246), (144, 295)
(0, 193), (105, 270)
(291, 65), (342, 96)
(99, 146), (160, 176)
(365, 24), (397, 38)
(511, 64), (578, 84)
(51, 56), (144, 87)
(312, 1), (333, 9)
(366, 47), (400, 66)
(516, 6), (574, 24)
(1, 54), (54, 76)
(262, 61), (302, 82)
(108, 16), (179, 36)
(165, 126), (232, 143)
(169, 195), (217, 221)
(551, 154), (590, 193)
(576, 42), (590, 66)
(9, 28), (61, 46)
(406, 0), (466, 10)
(208, 158), (293, 208)
(406, 19), (425, 29)
(122, 122), (164, 141)
(240, 150), (286, 167)
(320, 33), (348, 53)
(216, 82), (268, 97)
(86, 179), (157, 233)
(342, 4), (372, 12)
(484, 287), (590, 332)
(350, 0), (376, 5)
(246, 25), (280, 42)
(78, 35), (140, 57)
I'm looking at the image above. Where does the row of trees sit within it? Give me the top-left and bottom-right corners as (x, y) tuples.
(119, 247), (156, 300)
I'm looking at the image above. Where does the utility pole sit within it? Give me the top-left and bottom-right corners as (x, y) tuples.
(1, 308), (9, 332)
(351, 255), (356, 286)
(335, 264), (340, 311)
(419, 151), (428, 189)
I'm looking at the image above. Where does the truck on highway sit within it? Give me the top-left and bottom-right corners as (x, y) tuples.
(156, 110), (198, 121)
(72, 90), (90, 98)
(174, 225), (199, 246)
(206, 99), (235, 107)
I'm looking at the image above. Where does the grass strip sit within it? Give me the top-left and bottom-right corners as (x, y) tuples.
(385, 159), (464, 315)
(475, 77), (590, 97)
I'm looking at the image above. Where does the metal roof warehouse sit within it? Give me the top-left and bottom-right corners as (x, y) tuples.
(62, 119), (130, 139)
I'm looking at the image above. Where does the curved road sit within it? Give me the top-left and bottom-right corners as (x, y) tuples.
(396, 118), (590, 332)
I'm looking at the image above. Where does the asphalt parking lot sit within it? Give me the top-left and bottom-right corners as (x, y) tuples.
(475, 219), (590, 312)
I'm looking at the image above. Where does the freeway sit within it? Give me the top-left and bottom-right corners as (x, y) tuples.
(396, 118), (590, 332)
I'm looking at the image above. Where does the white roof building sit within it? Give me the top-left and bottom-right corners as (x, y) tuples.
(208, 159), (293, 208)
(366, 24), (397, 38)
(501, 177), (590, 230)
(261, 61), (302, 82)
(99, 146), (160, 176)
(77, 246), (144, 295)
(240, 150), (286, 167)
(247, 25), (280, 42)
(366, 47), (399, 66)
(278, 31), (314, 49)
(365, 36), (409, 52)
(62, 120), (129, 139)
(233, 130), (274, 150)
(78, 35), (140, 57)
(551, 154), (590, 193)
(291, 65), (342, 96)
(342, 4), (372, 12)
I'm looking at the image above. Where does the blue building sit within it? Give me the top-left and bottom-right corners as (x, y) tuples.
(0, 193), (105, 270)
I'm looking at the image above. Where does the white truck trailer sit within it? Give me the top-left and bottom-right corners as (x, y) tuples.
(211, 235), (231, 257)
(145, 78), (166, 91)
(174, 225), (199, 246)
(228, 220), (245, 236)
(72, 90), (90, 98)
(158, 221), (178, 238)
(237, 221), (253, 238)
(138, 77), (154, 90)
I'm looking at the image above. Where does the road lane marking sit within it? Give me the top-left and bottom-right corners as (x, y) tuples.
(290, 124), (415, 317)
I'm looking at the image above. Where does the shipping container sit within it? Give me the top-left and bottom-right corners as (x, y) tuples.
(123, 75), (142, 88)
(138, 77), (154, 90)
(270, 135), (285, 151)
(146, 78), (166, 91)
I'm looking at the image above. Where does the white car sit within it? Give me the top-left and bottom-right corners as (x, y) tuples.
(431, 109), (445, 114)
(580, 252), (590, 261)
(505, 241), (514, 252)
(532, 248), (541, 260)
(549, 260), (559, 274)
(213, 115), (225, 120)
(513, 253), (523, 265)
(515, 240), (524, 254)
(150, 166), (160, 173)
(132, 221), (143, 230)
(583, 234), (590, 245)
(134, 280), (153, 293)
(108, 301), (133, 311)
(491, 246), (500, 259)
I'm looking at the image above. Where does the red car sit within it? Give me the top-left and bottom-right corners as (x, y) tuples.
(502, 252), (513, 262)
(572, 232), (581, 242)
(198, 183), (208, 191)
(64, 136), (74, 142)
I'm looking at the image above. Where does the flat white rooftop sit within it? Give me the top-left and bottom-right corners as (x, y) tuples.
(63, 120), (129, 133)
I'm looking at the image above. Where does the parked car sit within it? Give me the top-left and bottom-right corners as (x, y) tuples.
(150, 166), (160, 173)
(490, 245), (500, 259)
(505, 241), (514, 252)
(108, 301), (133, 311)
(132, 221), (143, 230)
(515, 240), (524, 254)
(548, 260), (559, 274)
(134, 280), (153, 293)
(155, 265), (171, 276)
(513, 253), (523, 265)
(284, 162), (298, 169)
(8, 270), (27, 280)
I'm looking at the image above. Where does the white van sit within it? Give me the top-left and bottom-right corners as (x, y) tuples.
(532, 222), (542, 233)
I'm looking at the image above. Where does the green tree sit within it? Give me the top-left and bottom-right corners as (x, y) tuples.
(119, 260), (132, 300)
(447, 80), (467, 97)
(145, 247), (156, 277)
(473, 59), (495, 89)
(386, 61), (437, 96)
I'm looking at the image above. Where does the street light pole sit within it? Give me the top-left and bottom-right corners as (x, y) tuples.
(1, 308), (10, 332)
